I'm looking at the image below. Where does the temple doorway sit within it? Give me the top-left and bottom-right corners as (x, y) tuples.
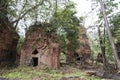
(32, 57), (38, 67)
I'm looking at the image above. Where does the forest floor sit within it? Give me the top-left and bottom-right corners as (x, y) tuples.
(0, 63), (102, 80)
(1, 62), (120, 80)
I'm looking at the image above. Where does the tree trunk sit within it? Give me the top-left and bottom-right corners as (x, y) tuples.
(98, 26), (108, 70)
(99, 0), (120, 70)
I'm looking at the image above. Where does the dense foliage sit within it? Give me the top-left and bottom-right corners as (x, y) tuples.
(110, 13), (120, 43)
(49, 2), (80, 53)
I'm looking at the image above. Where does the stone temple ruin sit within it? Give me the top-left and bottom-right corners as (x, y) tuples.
(76, 26), (91, 63)
(20, 24), (60, 69)
(0, 25), (19, 67)
(20, 23), (91, 69)
(66, 26), (91, 64)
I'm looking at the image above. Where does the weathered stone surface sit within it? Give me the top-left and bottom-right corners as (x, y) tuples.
(0, 25), (19, 67)
(20, 24), (60, 69)
(76, 27), (91, 62)
(60, 77), (84, 80)
(66, 26), (91, 63)
(85, 70), (97, 76)
(0, 78), (9, 80)
(112, 73), (120, 80)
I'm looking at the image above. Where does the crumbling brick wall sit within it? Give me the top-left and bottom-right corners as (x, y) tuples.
(76, 27), (91, 62)
(0, 25), (19, 67)
(20, 24), (60, 69)
(66, 26), (91, 63)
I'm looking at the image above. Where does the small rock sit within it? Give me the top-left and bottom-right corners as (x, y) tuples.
(60, 77), (83, 80)
(0, 78), (9, 80)
(60, 77), (68, 80)
(85, 70), (96, 76)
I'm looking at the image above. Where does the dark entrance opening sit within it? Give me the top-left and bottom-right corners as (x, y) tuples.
(32, 57), (38, 67)
(32, 49), (38, 54)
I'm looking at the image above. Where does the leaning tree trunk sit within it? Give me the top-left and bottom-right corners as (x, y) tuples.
(99, 0), (120, 70)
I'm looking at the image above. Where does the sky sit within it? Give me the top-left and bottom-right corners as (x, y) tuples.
(72, 0), (92, 17)
(71, 0), (96, 27)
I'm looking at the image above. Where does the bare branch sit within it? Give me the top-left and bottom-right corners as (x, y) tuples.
(14, 0), (28, 29)
(11, 0), (45, 25)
